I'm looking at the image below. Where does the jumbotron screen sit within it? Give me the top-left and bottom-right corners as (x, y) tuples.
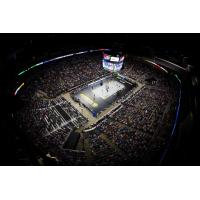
(103, 52), (124, 72)
(103, 60), (123, 71)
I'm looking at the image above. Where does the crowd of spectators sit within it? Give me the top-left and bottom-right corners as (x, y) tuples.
(16, 95), (88, 164)
(88, 83), (176, 164)
(37, 53), (105, 98)
(19, 52), (106, 100)
(84, 128), (127, 165)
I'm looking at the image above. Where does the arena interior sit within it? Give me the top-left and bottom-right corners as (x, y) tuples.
(1, 35), (200, 166)
(11, 49), (183, 165)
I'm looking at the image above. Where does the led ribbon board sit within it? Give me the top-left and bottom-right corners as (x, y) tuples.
(160, 74), (182, 163)
(18, 49), (110, 76)
(14, 82), (25, 96)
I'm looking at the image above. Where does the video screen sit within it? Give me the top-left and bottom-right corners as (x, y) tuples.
(103, 60), (123, 71)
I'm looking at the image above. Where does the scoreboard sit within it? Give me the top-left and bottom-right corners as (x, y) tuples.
(103, 51), (124, 72)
